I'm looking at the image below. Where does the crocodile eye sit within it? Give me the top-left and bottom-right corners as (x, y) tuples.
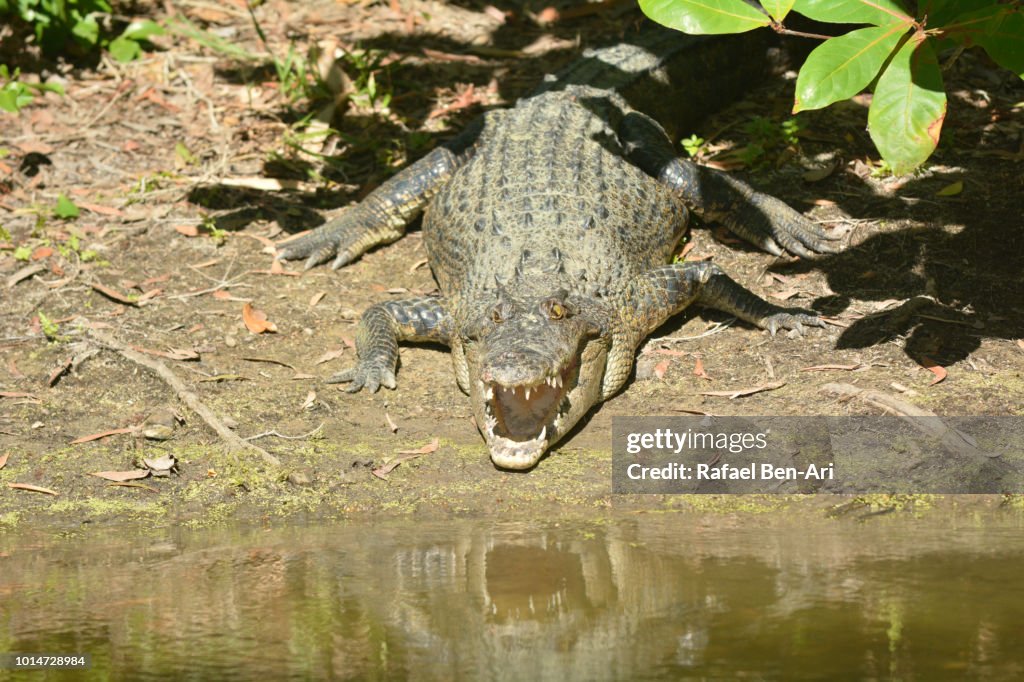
(547, 301), (566, 320)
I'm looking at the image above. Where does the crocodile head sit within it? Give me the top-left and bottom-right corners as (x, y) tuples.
(463, 286), (608, 470)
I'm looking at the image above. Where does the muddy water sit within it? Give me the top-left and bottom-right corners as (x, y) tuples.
(3, 513), (1024, 681)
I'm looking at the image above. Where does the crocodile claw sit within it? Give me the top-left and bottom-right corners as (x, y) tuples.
(327, 364), (398, 393)
(731, 190), (844, 258)
(764, 311), (826, 337)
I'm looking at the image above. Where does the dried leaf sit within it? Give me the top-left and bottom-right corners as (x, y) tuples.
(242, 303), (278, 333)
(309, 291), (327, 307)
(373, 438), (440, 478)
(71, 427), (134, 444)
(7, 263), (47, 287)
(90, 282), (139, 306)
(935, 180), (963, 197)
(315, 348), (346, 364)
(0, 452), (8, 469)
(31, 246), (54, 260)
(89, 470), (150, 482)
(919, 355), (947, 386)
(800, 363), (862, 372)
(653, 359), (671, 380)
(700, 381), (786, 399)
(396, 438), (440, 456)
(78, 202), (124, 216)
(1, 391), (37, 399)
(47, 357), (74, 386)
(693, 357), (710, 380)
(8, 483), (58, 495)
(175, 224), (200, 237)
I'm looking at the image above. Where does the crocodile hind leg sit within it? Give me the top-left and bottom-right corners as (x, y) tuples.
(605, 260), (824, 397)
(618, 112), (843, 258)
(277, 121), (482, 270)
(329, 296), (453, 392)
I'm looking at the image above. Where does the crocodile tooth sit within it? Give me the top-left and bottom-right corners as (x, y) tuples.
(486, 386), (494, 400)
(539, 426), (547, 441)
(525, 386), (531, 400)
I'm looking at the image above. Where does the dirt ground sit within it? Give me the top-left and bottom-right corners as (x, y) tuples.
(1, 0), (1023, 528)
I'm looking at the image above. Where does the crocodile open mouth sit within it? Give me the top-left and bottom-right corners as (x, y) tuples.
(480, 358), (579, 469)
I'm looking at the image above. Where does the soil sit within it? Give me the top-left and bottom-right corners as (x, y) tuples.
(1, 0), (1022, 529)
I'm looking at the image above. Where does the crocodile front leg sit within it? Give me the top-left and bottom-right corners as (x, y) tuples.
(629, 261), (824, 335)
(605, 261), (823, 397)
(329, 296), (453, 392)
(277, 121), (482, 270)
(619, 112), (843, 258)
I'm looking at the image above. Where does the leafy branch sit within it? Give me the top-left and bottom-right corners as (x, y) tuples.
(639, 0), (1024, 174)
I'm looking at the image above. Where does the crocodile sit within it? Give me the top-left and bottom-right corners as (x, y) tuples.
(277, 29), (841, 470)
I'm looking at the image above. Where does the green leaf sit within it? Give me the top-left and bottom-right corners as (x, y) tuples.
(868, 36), (946, 175)
(794, 25), (905, 112)
(55, 193), (80, 219)
(120, 19), (165, 41)
(976, 10), (1024, 79)
(639, 0), (771, 34)
(919, 0), (993, 26)
(792, 0), (912, 26)
(107, 36), (141, 63)
(760, 0), (795, 21)
(0, 89), (20, 112)
(71, 16), (100, 46)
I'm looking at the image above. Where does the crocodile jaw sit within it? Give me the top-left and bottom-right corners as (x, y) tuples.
(468, 339), (608, 470)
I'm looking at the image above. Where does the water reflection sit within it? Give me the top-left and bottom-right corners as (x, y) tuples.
(2, 514), (1024, 680)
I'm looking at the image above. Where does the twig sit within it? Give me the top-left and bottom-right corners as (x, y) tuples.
(87, 327), (280, 466)
(770, 22), (834, 41)
(246, 423), (325, 441)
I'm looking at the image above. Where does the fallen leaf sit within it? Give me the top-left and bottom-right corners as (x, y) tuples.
(89, 470), (150, 482)
(175, 224), (200, 237)
(408, 258), (429, 273)
(372, 438), (440, 478)
(242, 356), (294, 369)
(0, 453), (8, 469)
(7, 263), (47, 287)
(8, 483), (58, 495)
(47, 357), (74, 386)
(71, 427), (134, 444)
(31, 246), (54, 260)
(242, 303), (278, 333)
(693, 357), (710, 380)
(800, 363), (862, 372)
(90, 282), (139, 306)
(396, 438), (440, 455)
(935, 180), (963, 197)
(653, 359), (671, 380)
(78, 202), (124, 216)
(301, 391), (316, 410)
(309, 291), (327, 307)
(919, 355), (947, 385)
(1, 391), (37, 399)
(536, 6), (559, 23)
(700, 381), (786, 399)
(316, 348), (346, 364)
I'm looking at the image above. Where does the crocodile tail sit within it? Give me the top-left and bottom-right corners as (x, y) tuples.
(535, 27), (778, 140)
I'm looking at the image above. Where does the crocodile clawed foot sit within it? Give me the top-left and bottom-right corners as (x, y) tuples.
(327, 364), (398, 393)
(764, 311), (825, 337)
